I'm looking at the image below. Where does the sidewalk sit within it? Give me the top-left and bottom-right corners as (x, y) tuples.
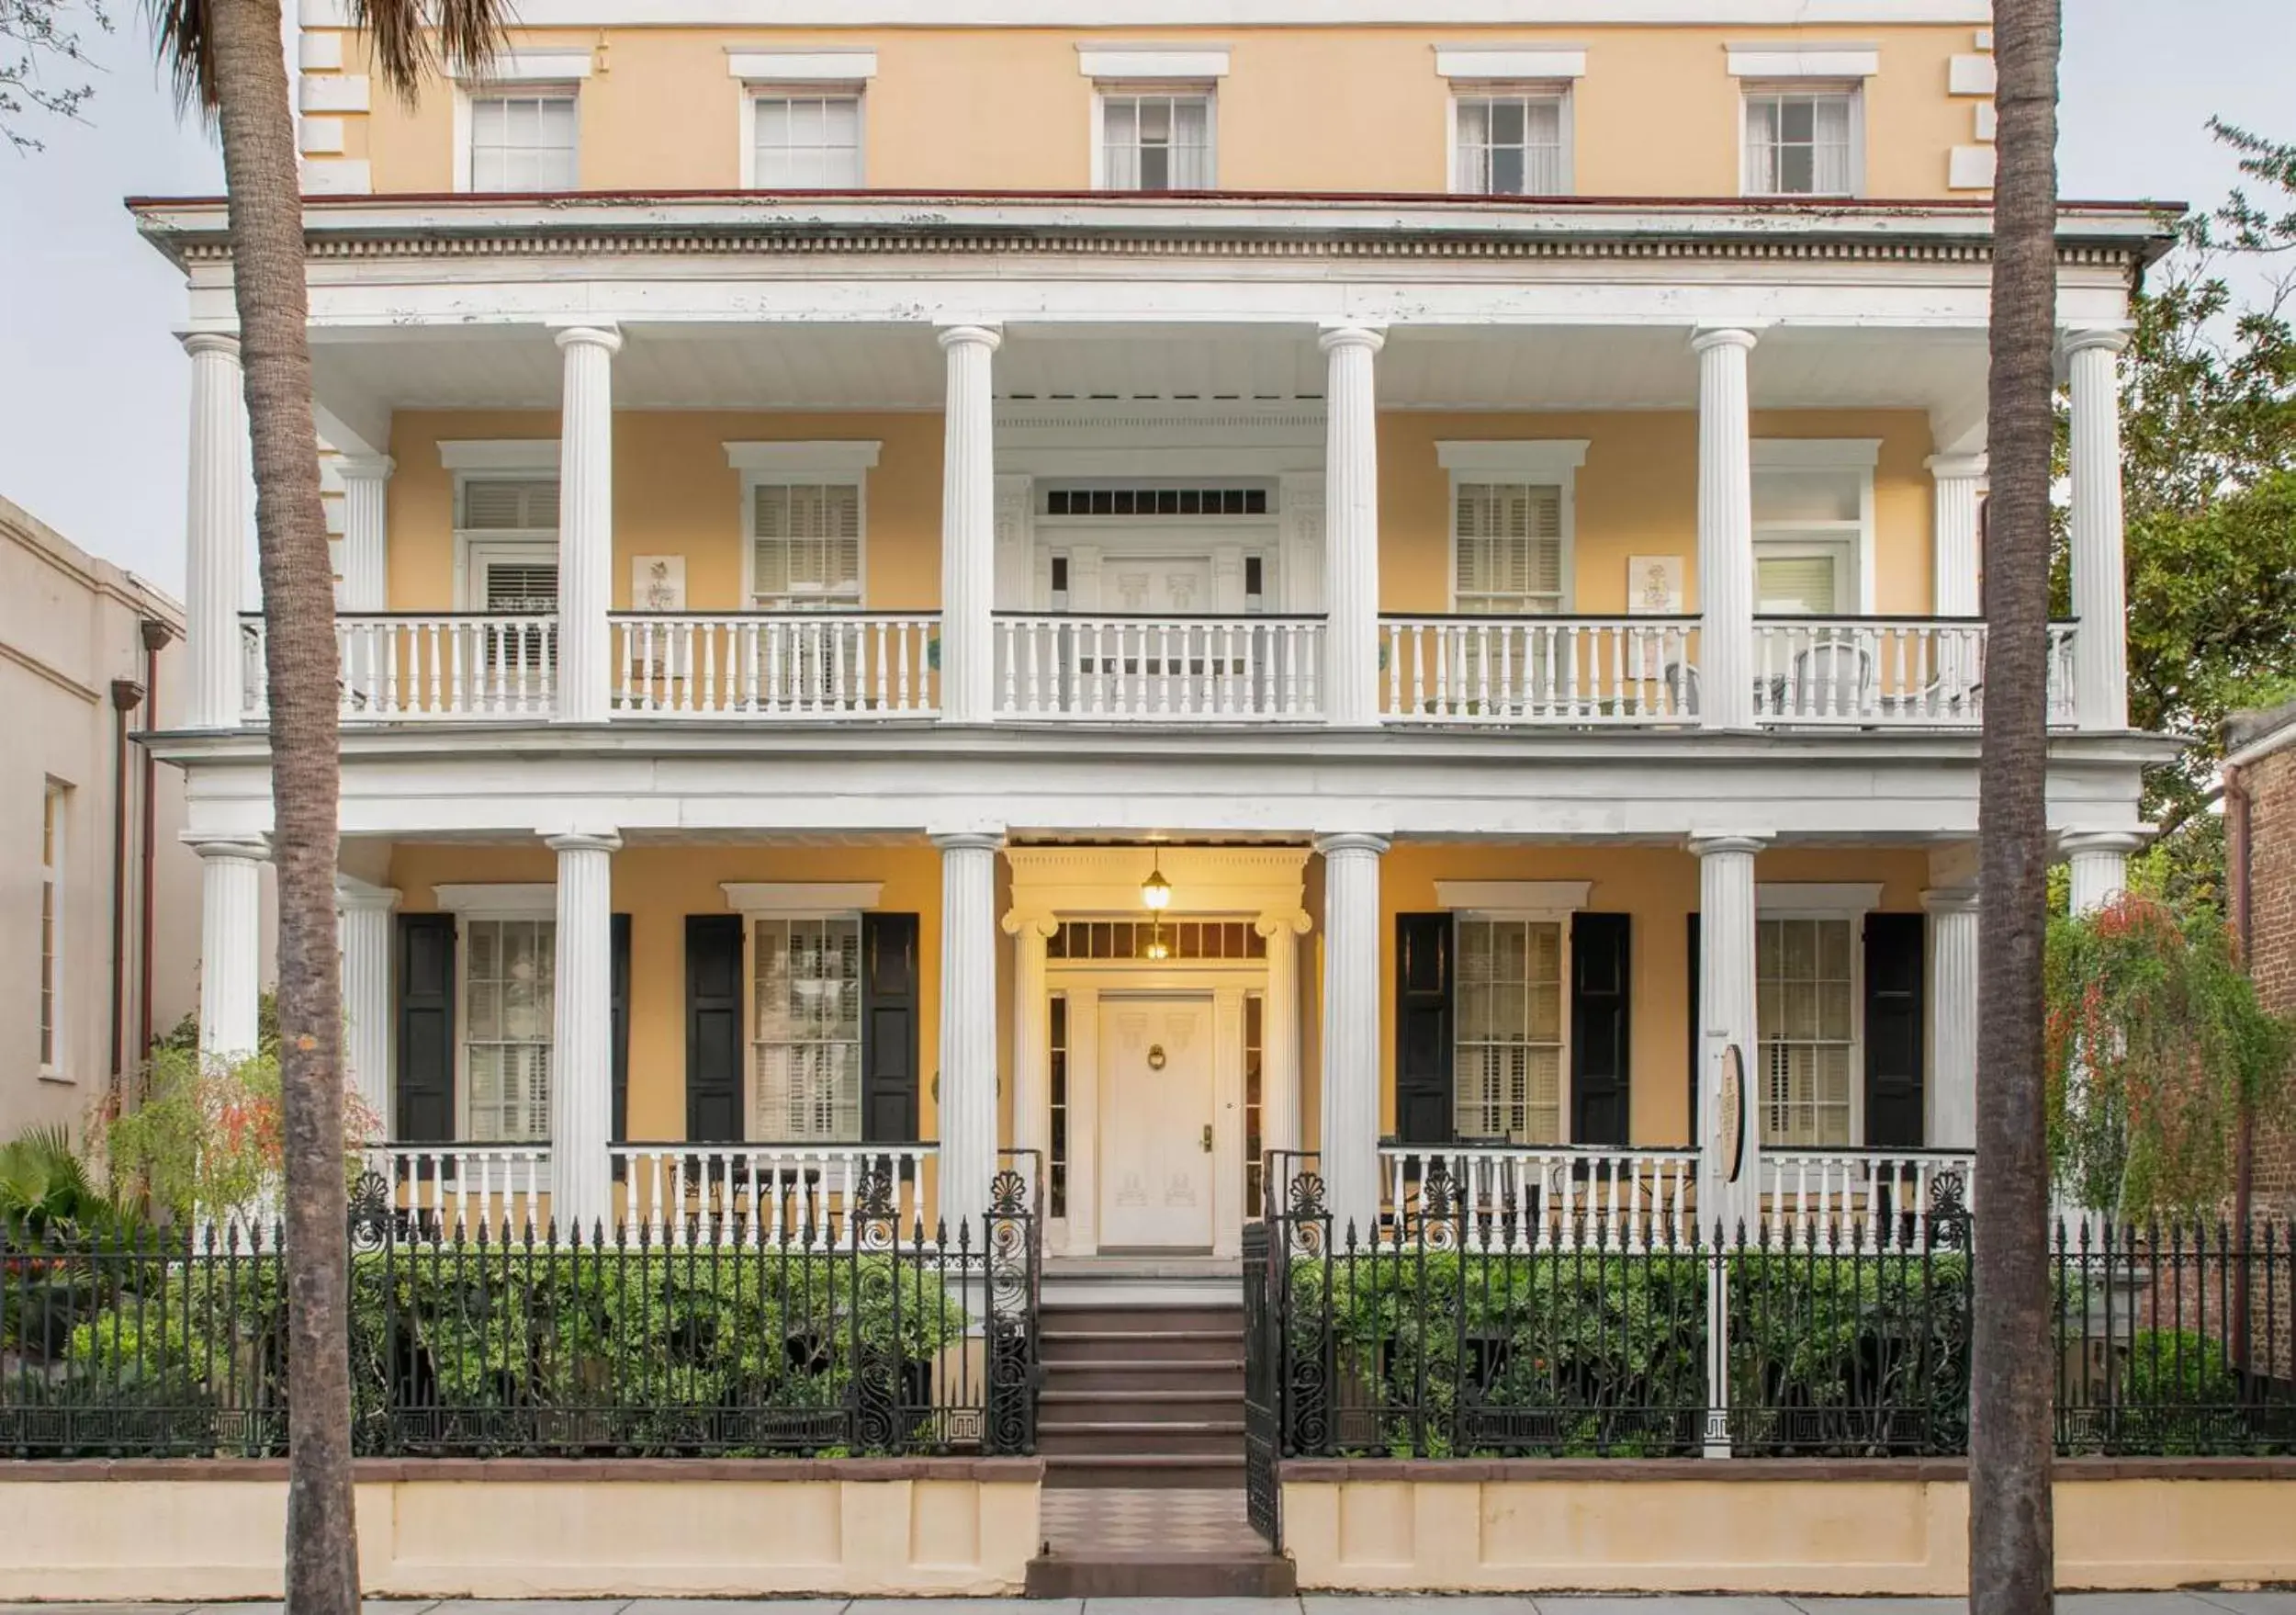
(4, 1595), (2291, 1615)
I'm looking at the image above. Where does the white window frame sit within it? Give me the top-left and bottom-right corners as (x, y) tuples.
(726, 441), (880, 608)
(1091, 83), (1219, 192)
(451, 56), (589, 195)
(723, 882), (884, 1145)
(39, 780), (66, 1079)
(1737, 77), (1866, 200)
(433, 884), (560, 1146)
(1752, 439), (1879, 616)
(1754, 882), (1882, 1148)
(738, 79), (869, 190)
(442, 441), (561, 607)
(1436, 441), (1590, 614)
(1436, 880), (1590, 1146)
(1446, 80), (1576, 198)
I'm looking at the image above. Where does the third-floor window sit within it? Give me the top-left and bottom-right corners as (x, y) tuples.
(1452, 86), (1571, 196)
(1741, 85), (1860, 197)
(753, 92), (863, 188)
(1098, 89), (1215, 191)
(467, 90), (578, 191)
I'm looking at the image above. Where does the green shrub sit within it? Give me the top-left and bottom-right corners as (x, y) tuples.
(2113, 1328), (2251, 1455)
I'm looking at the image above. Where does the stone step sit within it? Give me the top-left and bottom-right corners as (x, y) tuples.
(1036, 1418), (1246, 1456)
(1038, 1327), (1244, 1362)
(1041, 1356), (1245, 1393)
(1040, 1387), (1243, 1422)
(1041, 1452), (1247, 1489)
(1024, 1551), (1295, 1598)
(1038, 1301), (1243, 1336)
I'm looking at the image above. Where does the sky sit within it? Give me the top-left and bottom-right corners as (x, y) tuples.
(0, 0), (2290, 600)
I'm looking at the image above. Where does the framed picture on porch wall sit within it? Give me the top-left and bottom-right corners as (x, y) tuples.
(1627, 555), (1684, 615)
(634, 555), (685, 612)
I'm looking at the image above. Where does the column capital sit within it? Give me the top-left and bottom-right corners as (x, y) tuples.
(2058, 830), (2147, 858)
(553, 323), (624, 356)
(337, 453), (396, 484)
(180, 332), (241, 361)
(1686, 833), (1770, 859)
(938, 322), (1004, 353)
(1312, 830), (1390, 859)
(1690, 325), (1761, 356)
(931, 830), (1007, 855)
(1317, 324), (1386, 355)
(335, 875), (400, 913)
(186, 834), (268, 864)
(1000, 909), (1060, 940)
(2060, 327), (2133, 359)
(544, 830), (623, 855)
(1920, 886), (1981, 916)
(1925, 451), (1988, 481)
(1255, 908), (1313, 939)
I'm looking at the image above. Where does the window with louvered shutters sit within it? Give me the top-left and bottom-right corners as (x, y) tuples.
(1454, 918), (1565, 1144)
(752, 917), (863, 1141)
(460, 476), (560, 535)
(1756, 917), (1855, 1146)
(751, 482), (862, 607)
(464, 919), (555, 1143)
(1754, 554), (1840, 615)
(1455, 482), (1564, 614)
(481, 560), (558, 669)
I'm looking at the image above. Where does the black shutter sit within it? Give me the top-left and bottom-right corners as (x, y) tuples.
(1394, 913), (1453, 1145)
(394, 913), (456, 1143)
(610, 913), (632, 1144)
(1685, 912), (1701, 1148)
(861, 912), (921, 1143)
(1864, 912), (1927, 1148)
(1571, 913), (1632, 1147)
(686, 916), (744, 1144)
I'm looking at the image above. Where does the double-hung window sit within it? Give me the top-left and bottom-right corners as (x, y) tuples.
(467, 90), (579, 190)
(1755, 917), (1856, 1146)
(753, 92), (863, 187)
(1742, 85), (1860, 198)
(752, 917), (862, 1141)
(749, 482), (863, 609)
(1454, 918), (1566, 1145)
(39, 782), (65, 1076)
(463, 918), (555, 1143)
(1099, 88), (1215, 191)
(1455, 482), (1567, 615)
(1453, 85), (1570, 196)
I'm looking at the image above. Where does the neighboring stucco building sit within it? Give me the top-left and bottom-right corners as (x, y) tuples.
(0, 496), (198, 1145)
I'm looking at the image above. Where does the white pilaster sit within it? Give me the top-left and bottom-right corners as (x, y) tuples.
(193, 837), (265, 1059)
(935, 830), (1004, 1229)
(1319, 326), (1384, 728)
(938, 326), (1002, 725)
(2064, 830), (2144, 917)
(1921, 886), (1980, 1151)
(553, 325), (621, 726)
(1255, 909), (1311, 1171)
(1926, 452), (1987, 618)
(182, 334), (246, 729)
(1315, 831), (1388, 1233)
(1689, 834), (1766, 1233)
(546, 830), (619, 1234)
(337, 877), (400, 1135)
(1002, 908), (1057, 1168)
(337, 454), (394, 613)
(1693, 329), (1760, 730)
(993, 473), (1033, 613)
(2065, 331), (2131, 731)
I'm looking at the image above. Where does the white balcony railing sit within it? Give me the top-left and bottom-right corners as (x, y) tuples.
(240, 614), (557, 723)
(366, 1143), (552, 1237)
(1380, 616), (1701, 727)
(995, 614), (1323, 720)
(1379, 1144), (1702, 1250)
(612, 613), (939, 718)
(1750, 618), (2080, 728)
(611, 1142), (937, 1246)
(1758, 1147), (1975, 1252)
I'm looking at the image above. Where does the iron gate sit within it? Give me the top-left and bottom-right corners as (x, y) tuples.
(1241, 1216), (1282, 1546)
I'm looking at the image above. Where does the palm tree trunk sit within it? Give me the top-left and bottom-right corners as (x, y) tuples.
(207, 0), (358, 1607)
(1972, 1), (2063, 1610)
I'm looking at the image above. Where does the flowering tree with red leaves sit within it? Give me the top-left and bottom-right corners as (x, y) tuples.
(2045, 891), (2293, 1220)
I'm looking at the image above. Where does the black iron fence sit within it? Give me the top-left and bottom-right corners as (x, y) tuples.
(1, 1161), (1040, 1461)
(1250, 1159), (2296, 1463)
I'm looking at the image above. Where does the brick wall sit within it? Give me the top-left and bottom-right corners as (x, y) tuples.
(2245, 741), (2296, 1227)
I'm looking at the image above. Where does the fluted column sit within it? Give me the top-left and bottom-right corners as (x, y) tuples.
(337, 454), (394, 612)
(2065, 331), (2132, 731)
(1255, 909), (1311, 1172)
(546, 830), (619, 1234)
(183, 333), (246, 729)
(337, 877), (399, 1136)
(2064, 830), (2144, 917)
(1927, 453), (1987, 617)
(938, 326), (1002, 725)
(1922, 886), (1980, 1151)
(936, 830), (1004, 1229)
(1320, 327), (1384, 728)
(554, 326), (621, 725)
(1689, 834), (1767, 1234)
(192, 837), (265, 1059)
(1693, 329), (1760, 730)
(1315, 832), (1388, 1232)
(1002, 908), (1057, 1167)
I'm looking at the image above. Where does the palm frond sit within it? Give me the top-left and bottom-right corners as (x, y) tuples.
(141, 0), (219, 119)
(354, 0), (512, 102)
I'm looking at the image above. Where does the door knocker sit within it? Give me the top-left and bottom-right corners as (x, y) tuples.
(1146, 1043), (1168, 1071)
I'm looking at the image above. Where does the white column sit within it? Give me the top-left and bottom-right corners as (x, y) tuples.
(1689, 834), (1766, 1234)
(554, 325), (621, 726)
(546, 830), (619, 1235)
(1922, 886), (1980, 1152)
(2064, 830), (2144, 917)
(1255, 909), (1311, 1171)
(938, 326), (1002, 725)
(1315, 832), (1388, 1233)
(1926, 453), (1987, 618)
(1320, 326), (1384, 728)
(1693, 328), (1759, 730)
(2065, 331), (2132, 731)
(1002, 909), (1057, 1166)
(337, 877), (399, 1137)
(192, 837), (265, 1060)
(935, 830), (1004, 1229)
(182, 333), (246, 729)
(336, 454), (394, 613)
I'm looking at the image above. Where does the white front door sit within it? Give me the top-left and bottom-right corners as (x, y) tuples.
(1097, 993), (1218, 1250)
